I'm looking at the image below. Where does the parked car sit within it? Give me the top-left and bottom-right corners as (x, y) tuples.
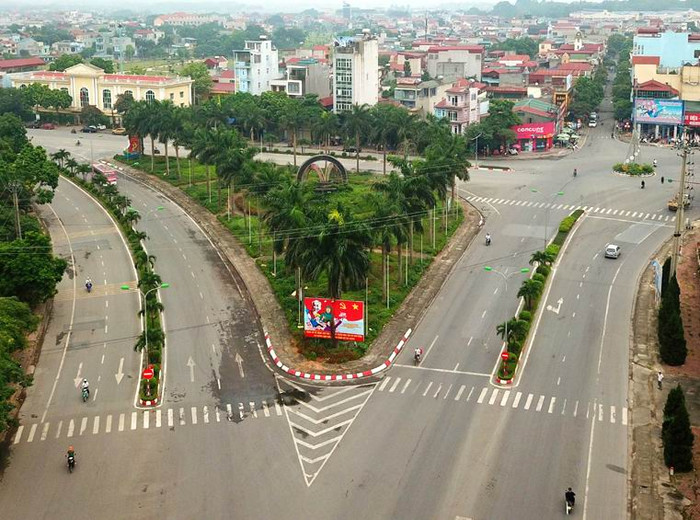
(111, 127), (127, 135)
(604, 244), (621, 259)
(40, 122), (56, 130)
(81, 126), (97, 133)
(96, 124), (107, 130)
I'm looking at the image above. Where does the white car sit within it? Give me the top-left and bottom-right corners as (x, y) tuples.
(588, 119), (598, 128)
(605, 244), (621, 259)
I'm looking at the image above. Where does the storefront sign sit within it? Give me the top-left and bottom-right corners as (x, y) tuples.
(511, 121), (556, 138)
(684, 112), (700, 127)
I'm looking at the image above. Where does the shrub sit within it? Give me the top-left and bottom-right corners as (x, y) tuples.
(498, 353), (519, 380)
(613, 162), (654, 175)
(546, 244), (560, 257)
(658, 275), (687, 365)
(533, 273), (546, 285)
(536, 264), (551, 277)
(508, 339), (523, 356)
(519, 310), (532, 322)
(559, 216), (577, 233)
(662, 385), (695, 472)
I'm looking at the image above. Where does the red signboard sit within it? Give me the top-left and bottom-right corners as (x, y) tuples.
(142, 367), (154, 380)
(501, 351), (510, 360)
(685, 113), (700, 127)
(303, 297), (365, 342)
(511, 121), (556, 138)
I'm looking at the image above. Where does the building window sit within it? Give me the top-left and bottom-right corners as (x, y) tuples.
(103, 89), (112, 109)
(180, 91), (184, 98)
(79, 87), (89, 107)
(145, 90), (155, 102)
(170, 93), (174, 100)
(124, 90), (133, 98)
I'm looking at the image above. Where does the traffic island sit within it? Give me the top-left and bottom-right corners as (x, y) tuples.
(491, 209), (584, 385)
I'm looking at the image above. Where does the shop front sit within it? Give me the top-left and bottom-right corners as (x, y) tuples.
(511, 121), (556, 152)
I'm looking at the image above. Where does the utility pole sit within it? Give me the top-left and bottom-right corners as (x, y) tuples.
(671, 146), (690, 277)
(10, 180), (22, 239)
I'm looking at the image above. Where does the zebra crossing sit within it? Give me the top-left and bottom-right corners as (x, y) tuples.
(377, 375), (628, 426)
(464, 195), (676, 223)
(12, 399), (284, 445)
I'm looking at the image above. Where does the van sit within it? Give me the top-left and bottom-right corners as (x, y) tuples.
(604, 244), (620, 259)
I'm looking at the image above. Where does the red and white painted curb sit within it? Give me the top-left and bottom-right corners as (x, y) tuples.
(266, 329), (412, 381)
(140, 397), (159, 406)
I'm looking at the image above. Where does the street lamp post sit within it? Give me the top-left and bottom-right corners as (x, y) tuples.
(471, 133), (483, 169)
(121, 282), (169, 354)
(483, 266), (530, 348)
(531, 189), (564, 249)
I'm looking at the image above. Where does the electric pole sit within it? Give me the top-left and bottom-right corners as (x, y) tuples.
(671, 146), (692, 277)
(9, 180), (22, 240)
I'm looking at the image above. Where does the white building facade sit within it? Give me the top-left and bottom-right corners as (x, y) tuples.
(233, 37), (280, 95)
(333, 32), (379, 113)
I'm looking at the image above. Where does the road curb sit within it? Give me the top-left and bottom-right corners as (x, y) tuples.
(266, 329), (412, 381)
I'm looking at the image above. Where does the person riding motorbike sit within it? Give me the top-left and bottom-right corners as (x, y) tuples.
(565, 488), (576, 508)
(85, 277), (92, 293)
(641, 180), (645, 189)
(76, 139), (81, 146)
(414, 348), (423, 363)
(653, 159), (658, 168)
(66, 445), (76, 471)
(81, 378), (90, 398)
(573, 168), (577, 177)
(485, 233), (491, 246)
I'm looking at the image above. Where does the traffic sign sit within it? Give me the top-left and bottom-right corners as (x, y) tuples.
(142, 367), (154, 380)
(501, 351), (510, 361)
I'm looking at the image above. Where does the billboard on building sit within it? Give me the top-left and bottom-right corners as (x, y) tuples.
(684, 112), (700, 127)
(512, 121), (556, 138)
(303, 297), (365, 342)
(634, 99), (684, 125)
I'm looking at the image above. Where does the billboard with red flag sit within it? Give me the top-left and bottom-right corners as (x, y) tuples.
(303, 298), (365, 342)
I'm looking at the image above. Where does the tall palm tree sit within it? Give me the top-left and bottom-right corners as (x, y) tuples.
(311, 111), (340, 151)
(424, 134), (471, 203)
(76, 163), (91, 181)
(156, 101), (177, 177)
(65, 157), (78, 176)
(216, 131), (257, 218)
(190, 127), (219, 203)
(280, 100), (307, 167)
(342, 103), (371, 173)
(51, 149), (70, 169)
(370, 108), (398, 175)
(393, 109), (417, 159)
(372, 172), (412, 282)
(517, 279), (543, 310)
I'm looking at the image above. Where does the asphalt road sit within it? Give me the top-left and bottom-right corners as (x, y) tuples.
(1, 118), (691, 519)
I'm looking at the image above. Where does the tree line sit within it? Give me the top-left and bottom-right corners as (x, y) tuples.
(0, 114), (66, 432)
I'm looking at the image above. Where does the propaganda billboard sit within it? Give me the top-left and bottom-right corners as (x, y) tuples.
(634, 99), (684, 125)
(303, 298), (365, 342)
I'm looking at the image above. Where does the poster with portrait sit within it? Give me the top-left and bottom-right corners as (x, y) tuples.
(303, 298), (365, 342)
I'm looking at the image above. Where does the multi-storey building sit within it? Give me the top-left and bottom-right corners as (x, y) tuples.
(270, 58), (331, 98)
(233, 37), (280, 95)
(433, 78), (488, 134)
(426, 45), (484, 81)
(153, 12), (224, 27)
(332, 31), (379, 113)
(393, 77), (453, 117)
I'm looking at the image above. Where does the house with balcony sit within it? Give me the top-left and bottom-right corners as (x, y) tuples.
(393, 76), (453, 117)
(233, 37), (280, 95)
(433, 78), (488, 134)
(270, 57), (331, 98)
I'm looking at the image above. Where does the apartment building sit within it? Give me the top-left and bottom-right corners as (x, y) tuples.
(426, 45), (484, 81)
(393, 76), (452, 117)
(333, 31), (379, 113)
(153, 12), (224, 27)
(433, 78), (488, 134)
(233, 37), (280, 95)
(270, 58), (331, 98)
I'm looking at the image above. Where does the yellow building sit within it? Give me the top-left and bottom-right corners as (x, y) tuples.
(10, 63), (194, 115)
(632, 56), (700, 102)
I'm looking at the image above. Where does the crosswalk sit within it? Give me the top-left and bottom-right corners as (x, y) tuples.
(12, 399), (283, 445)
(464, 195), (676, 223)
(377, 375), (628, 426)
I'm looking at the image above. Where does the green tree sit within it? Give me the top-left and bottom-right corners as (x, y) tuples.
(571, 76), (604, 118)
(280, 98), (307, 167)
(662, 385), (694, 472)
(90, 57), (115, 73)
(530, 249), (556, 267)
(0, 113), (29, 154)
(0, 232), (67, 306)
(49, 54), (84, 71)
(180, 62), (213, 103)
(342, 103), (372, 173)
(517, 278), (543, 310)
(423, 133), (471, 202)
(403, 60), (412, 77)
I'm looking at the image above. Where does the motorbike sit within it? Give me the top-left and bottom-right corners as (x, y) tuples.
(565, 499), (574, 515)
(86, 282), (92, 293)
(413, 349), (423, 365)
(67, 454), (75, 473)
(75, 140), (81, 146)
(81, 387), (89, 402)
(485, 236), (491, 246)
(70, 128), (77, 134)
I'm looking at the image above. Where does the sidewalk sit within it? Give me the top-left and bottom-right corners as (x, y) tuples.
(629, 225), (700, 519)
(117, 163), (482, 379)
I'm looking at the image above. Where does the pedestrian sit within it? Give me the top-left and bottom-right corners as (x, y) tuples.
(657, 371), (664, 390)
(641, 180), (645, 189)
(661, 176), (665, 184)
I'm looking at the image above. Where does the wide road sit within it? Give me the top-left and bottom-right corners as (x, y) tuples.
(2, 117), (691, 519)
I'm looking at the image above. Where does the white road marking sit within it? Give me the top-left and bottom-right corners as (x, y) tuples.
(203, 406), (210, 423)
(548, 397), (556, 414)
(167, 408), (174, 427)
(454, 363), (459, 371)
(274, 401), (283, 416)
(512, 392), (522, 408)
(199, 292), (203, 299)
(455, 385), (466, 401)
(180, 408), (186, 426)
(536, 395), (545, 412)
(13, 425), (23, 444)
(215, 406), (221, 422)
(444, 384), (453, 399)
(561, 399), (567, 415)
(143, 411), (149, 429)
(500, 391), (510, 407)
(378, 377), (391, 392)
(423, 382), (433, 397)
(401, 379), (412, 393)
(610, 405), (616, 424)
(191, 406), (198, 425)
(262, 402), (270, 417)
(93, 416), (100, 435)
(433, 384), (442, 399)
(389, 377), (401, 393)
(80, 417), (87, 436)
(226, 404), (233, 421)
(250, 402), (258, 418)
(55, 421), (62, 439)
(118, 414), (125, 432)
(573, 401), (579, 417)
(27, 424), (37, 443)
(156, 410), (161, 428)
(477, 387), (488, 404)
(130, 412), (137, 430)
(481, 310), (487, 319)
(488, 389), (499, 405)
(67, 419), (75, 438)
(467, 336), (473, 346)
(622, 407), (628, 425)
(557, 377), (561, 385)
(598, 405), (604, 422)
(41, 422), (50, 441)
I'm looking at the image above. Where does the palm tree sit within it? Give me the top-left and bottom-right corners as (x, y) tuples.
(496, 319), (529, 343)
(393, 109), (417, 159)
(285, 206), (372, 343)
(517, 278), (543, 310)
(134, 249), (157, 270)
(156, 101), (177, 177)
(216, 131), (257, 218)
(530, 250), (556, 267)
(51, 149), (70, 169)
(371, 198), (398, 302)
(190, 127), (218, 203)
(280, 100), (307, 167)
(65, 157), (78, 176)
(76, 163), (91, 181)
(372, 172), (412, 282)
(370, 107), (399, 175)
(424, 134), (471, 203)
(342, 103), (371, 173)
(311, 111), (340, 151)
(124, 208), (141, 228)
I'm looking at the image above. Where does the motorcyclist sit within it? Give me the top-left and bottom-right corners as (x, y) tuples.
(485, 233), (491, 246)
(573, 168), (577, 177)
(85, 277), (92, 292)
(653, 159), (658, 167)
(67, 446), (75, 459)
(66, 445), (76, 470)
(565, 488), (576, 508)
(414, 348), (423, 362)
(81, 378), (90, 397)
(76, 139), (81, 146)
(641, 180), (645, 189)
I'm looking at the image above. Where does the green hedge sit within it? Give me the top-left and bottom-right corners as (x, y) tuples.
(613, 162), (654, 175)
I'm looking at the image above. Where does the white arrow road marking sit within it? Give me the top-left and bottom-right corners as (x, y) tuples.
(73, 362), (83, 387)
(546, 297), (564, 314)
(235, 352), (245, 378)
(186, 357), (195, 382)
(115, 357), (124, 384)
